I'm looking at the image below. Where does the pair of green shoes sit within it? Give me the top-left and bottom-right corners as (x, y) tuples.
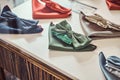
(48, 20), (96, 51)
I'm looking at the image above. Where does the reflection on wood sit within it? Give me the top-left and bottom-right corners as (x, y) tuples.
(4, 69), (20, 80)
(0, 67), (5, 80)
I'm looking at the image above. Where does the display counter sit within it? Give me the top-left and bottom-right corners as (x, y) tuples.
(0, 0), (120, 80)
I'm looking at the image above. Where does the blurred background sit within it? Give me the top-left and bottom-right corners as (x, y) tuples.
(0, 0), (28, 11)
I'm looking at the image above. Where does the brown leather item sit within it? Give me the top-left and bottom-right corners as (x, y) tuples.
(79, 12), (120, 39)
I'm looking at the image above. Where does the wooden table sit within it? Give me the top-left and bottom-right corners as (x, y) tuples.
(0, 0), (120, 80)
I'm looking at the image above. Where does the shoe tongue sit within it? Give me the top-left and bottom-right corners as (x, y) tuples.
(41, 0), (71, 13)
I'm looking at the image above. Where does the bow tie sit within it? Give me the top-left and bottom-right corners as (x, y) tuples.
(49, 20), (96, 51)
(0, 5), (43, 34)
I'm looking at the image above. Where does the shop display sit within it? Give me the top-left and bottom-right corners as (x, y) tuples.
(0, 0), (120, 80)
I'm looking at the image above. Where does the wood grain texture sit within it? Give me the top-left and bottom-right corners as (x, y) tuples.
(0, 39), (72, 80)
(0, 67), (5, 80)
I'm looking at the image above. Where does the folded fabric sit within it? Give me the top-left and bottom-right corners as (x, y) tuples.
(32, 0), (71, 19)
(106, 0), (120, 10)
(0, 5), (43, 34)
(99, 52), (120, 80)
(79, 11), (120, 39)
(41, 0), (71, 13)
(105, 62), (120, 72)
(83, 12), (120, 31)
(105, 64), (120, 78)
(48, 20), (96, 51)
(105, 56), (120, 78)
(109, 0), (120, 5)
(106, 56), (120, 69)
(105, 55), (120, 78)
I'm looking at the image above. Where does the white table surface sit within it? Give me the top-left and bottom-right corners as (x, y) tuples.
(1, 0), (120, 80)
